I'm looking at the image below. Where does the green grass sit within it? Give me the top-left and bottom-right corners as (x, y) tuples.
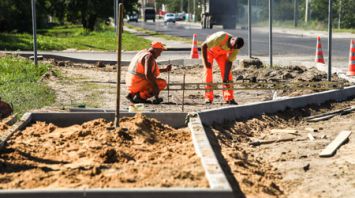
(125, 24), (194, 44)
(0, 25), (151, 51)
(0, 56), (55, 116)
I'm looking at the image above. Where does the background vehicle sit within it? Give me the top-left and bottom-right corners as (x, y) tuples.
(164, 13), (176, 24)
(201, 0), (237, 29)
(175, 13), (185, 21)
(144, 7), (156, 22)
(127, 11), (138, 22)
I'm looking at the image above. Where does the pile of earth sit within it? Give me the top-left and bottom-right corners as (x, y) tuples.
(0, 114), (208, 189)
(233, 63), (349, 96)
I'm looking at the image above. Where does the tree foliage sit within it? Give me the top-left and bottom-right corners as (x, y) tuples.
(0, 0), (138, 32)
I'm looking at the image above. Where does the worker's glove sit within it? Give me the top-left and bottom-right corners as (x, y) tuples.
(165, 64), (172, 72)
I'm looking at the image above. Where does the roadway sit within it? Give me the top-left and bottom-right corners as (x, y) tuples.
(128, 20), (353, 59)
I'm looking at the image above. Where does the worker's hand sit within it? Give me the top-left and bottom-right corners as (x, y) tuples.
(204, 62), (212, 69)
(165, 64), (172, 72)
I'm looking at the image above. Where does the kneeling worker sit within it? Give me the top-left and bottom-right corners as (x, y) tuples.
(126, 41), (172, 104)
(201, 31), (244, 105)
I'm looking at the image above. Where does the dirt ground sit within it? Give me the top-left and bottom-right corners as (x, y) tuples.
(43, 59), (349, 113)
(206, 98), (355, 198)
(0, 114), (208, 189)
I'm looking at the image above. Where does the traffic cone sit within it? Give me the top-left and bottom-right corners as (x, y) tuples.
(190, 34), (199, 59)
(315, 36), (325, 64)
(347, 39), (355, 76)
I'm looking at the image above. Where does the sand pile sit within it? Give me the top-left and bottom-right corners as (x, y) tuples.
(0, 114), (208, 189)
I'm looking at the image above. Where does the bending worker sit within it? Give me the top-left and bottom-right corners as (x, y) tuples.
(201, 31), (244, 105)
(126, 41), (172, 104)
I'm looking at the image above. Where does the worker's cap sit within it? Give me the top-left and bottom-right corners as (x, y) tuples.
(151, 41), (167, 50)
(231, 37), (244, 49)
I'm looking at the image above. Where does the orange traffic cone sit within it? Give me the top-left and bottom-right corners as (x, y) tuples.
(315, 36), (325, 64)
(348, 39), (355, 76)
(190, 34), (199, 59)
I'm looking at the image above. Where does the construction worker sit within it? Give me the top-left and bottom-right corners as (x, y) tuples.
(201, 31), (244, 105)
(125, 41), (172, 104)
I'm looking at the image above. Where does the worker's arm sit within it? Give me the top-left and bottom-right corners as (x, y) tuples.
(144, 55), (159, 97)
(223, 49), (239, 82)
(224, 61), (232, 82)
(201, 43), (211, 68)
(159, 64), (172, 73)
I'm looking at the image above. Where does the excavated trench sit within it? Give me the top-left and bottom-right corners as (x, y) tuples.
(205, 98), (355, 198)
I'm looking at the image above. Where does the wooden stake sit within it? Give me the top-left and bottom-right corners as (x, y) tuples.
(114, 3), (124, 128)
(182, 72), (186, 112)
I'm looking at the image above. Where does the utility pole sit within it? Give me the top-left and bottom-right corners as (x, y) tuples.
(31, 0), (38, 66)
(328, 0), (333, 81)
(294, 0), (298, 27)
(114, 0), (117, 32)
(305, 0), (309, 23)
(181, 0), (183, 12)
(193, 0), (196, 22)
(188, 0), (190, 21)
(248, 0), (252, 58)
(338, 0), (342, 29)
(269, 0), (273, 67)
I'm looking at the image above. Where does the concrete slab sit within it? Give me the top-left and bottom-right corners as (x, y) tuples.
(198, 85), (355, 125)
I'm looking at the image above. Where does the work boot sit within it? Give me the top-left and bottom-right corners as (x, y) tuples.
(205, 99), (212, 104)
(226, 99), (238, 105)
(132, 93), (151, 104)
(126, 94), (135, 103)
(152, 97), (163, 104)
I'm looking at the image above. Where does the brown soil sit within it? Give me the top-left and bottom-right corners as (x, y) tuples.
(43, 59), (350, 113)
(207, 99), (355, 198)
(232, 65), (349, 96)
(0, 114), (208, 189)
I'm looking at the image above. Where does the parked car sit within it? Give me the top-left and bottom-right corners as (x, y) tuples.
(144, 7), (156, 22)
(127, 11), (138, 22)
(164, 13), (176, 24)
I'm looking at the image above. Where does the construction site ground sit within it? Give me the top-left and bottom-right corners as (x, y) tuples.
(1, 57), (354, 196)
(206, 98), (355, 198)
(0, 114), (208, 189)
(44, 59), (348, 113)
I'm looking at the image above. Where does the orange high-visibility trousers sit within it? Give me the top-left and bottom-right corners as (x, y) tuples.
(205, 51), (234, 102)
(128, 78), (167, 100)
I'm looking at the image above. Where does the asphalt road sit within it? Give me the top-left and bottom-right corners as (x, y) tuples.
(128, 21), (352, 59)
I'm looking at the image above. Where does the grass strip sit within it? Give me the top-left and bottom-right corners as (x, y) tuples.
(0, 55), (55, 116)
(0, 25), (151, 51)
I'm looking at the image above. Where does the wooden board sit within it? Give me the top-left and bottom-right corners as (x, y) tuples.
(319, 131), (352, 157)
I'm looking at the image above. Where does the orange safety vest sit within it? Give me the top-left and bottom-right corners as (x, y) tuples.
(127, 50), (160, 79)
(209, 34), (235, 57)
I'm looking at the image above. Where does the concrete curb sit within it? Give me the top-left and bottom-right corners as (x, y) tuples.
(198, 85), (355, 125)
(0, 189), (232, 198)
(188, 113), (232, 193)
(26, 112), (188, 128)
(6, 51), (201, 66)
